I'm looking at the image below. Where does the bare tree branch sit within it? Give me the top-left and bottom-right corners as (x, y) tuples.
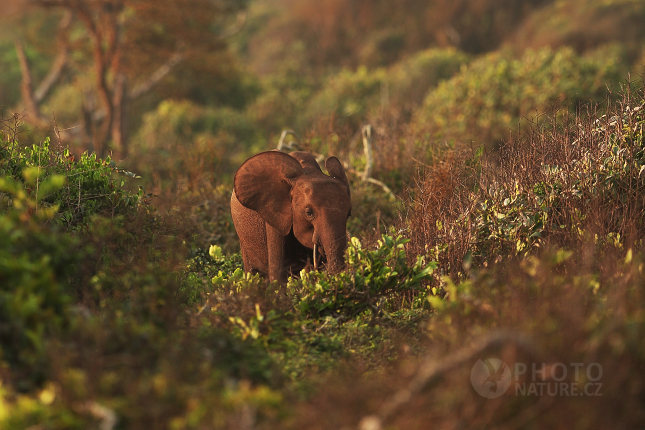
(357, 331), (538, 430)
(361, 124), (374, 181)
(70, 1), (113, 153)
(34, 48), (69, 103)
(276, 129), (302, 151)
(111, 73), (127, 156)
(129, 52), (185, 100)
(14, 38), (49, 127)
(23, 0), (242, 157)
(34, 11), (73, 103)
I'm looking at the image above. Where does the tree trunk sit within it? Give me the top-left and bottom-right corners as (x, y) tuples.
(111, 73), (128, 159)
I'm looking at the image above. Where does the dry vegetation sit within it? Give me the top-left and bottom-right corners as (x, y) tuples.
(2, 0), (645, 429)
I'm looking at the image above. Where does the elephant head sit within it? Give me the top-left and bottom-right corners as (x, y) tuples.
(233, 151), (351, 277)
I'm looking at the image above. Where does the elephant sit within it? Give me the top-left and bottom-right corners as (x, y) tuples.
(230, 150), (352, 283)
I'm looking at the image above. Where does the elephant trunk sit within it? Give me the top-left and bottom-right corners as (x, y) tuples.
(318, 226), (348, 274)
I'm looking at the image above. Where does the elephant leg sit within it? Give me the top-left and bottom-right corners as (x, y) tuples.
(231, 191), (269, 276)
(266, 223), (287, 284)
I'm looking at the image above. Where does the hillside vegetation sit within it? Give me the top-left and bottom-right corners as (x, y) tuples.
(1, 0), (645, 428)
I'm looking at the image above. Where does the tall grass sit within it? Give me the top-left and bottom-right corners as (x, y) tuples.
(404, 84), (645, 279)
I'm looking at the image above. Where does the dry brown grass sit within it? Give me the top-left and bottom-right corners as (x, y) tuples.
(401, 85), (645, 280)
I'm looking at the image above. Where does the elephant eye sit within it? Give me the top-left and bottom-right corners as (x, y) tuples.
(305, 207), (315, 218)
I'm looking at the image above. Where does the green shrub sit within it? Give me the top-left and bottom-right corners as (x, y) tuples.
(289, 234), (437, 320)
(131, 100), (263, 182)
(192, 235), (436, 389)
(203, 233), (436, 323)
(414, 46), (627, 147)
(305, 66), (387, 129)
(0, 138), (141, 229)
(247, 58), (319, 132)
(386, 47), (470, 111)
(0, 172), (79, 389)
(304, 48), (469, 128)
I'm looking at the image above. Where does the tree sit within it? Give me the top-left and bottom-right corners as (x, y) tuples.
(10, 0), (247, 158)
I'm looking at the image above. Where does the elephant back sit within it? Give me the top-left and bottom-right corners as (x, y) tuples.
(289, 151), (324, 175)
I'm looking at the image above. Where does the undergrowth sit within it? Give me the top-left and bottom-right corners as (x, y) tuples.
(2, 86), (645, 429)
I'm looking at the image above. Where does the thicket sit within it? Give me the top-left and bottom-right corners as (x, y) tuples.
(405, 85), (645, 279)
(0, 118), (436, 428)
(3, 84), (645, 429)
(0, 125), (285, 427)
(3, 1), (645, 427)
(304, 48), (470, 129)
(414, 45), (628, 147)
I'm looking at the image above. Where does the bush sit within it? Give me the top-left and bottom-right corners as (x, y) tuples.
(0, 134), (143, 388)
(290, 247), (645, 430)
(290, 234), (437, 320)
(0, 137), (142, 229)
(192, 234), (437, 389)
(405, 85), (645, 277)
(0, 173), (79, 389)
(131, 100), (263, 184)
(305, 66), (387, 129)
(305, 48), (469, 129)
(247, 58), (319, 133)
(414, 46), (628, 147)
(385, 47), (471, 113)
(0, 135), (286, 428)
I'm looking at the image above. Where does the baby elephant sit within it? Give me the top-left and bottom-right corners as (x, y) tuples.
(231, 150), (352, 283)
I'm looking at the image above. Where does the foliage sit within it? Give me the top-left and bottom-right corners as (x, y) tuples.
(472, 97), (645, 260)
(188, 236), (435, 392)
(0, 137), (142, 229)
(3, 2), (645, 428)
(292, 246), (645, 429)
(130, 99), (263, 182)
(0, 138), (286, 428)
(290, 234), (437, 320)
(305, 48), (470, 129)
(0, 171), (78, 389)
(406, 85), (645, 278)
(385, 47), (471, 113)
(415, 46), (628, 147)
(247, 57), (319, 133)
(198, 233), (436, 325)
(305, 66), (387, 129)
(513, 0), (645, 53)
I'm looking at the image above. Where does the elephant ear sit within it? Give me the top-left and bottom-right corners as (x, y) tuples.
(325, 156), (350, 197)
(234, 151), (304, 235)
(289, 151), (323, 174)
